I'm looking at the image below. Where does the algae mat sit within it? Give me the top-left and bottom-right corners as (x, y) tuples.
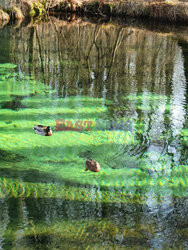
(0, 63), (187, 204)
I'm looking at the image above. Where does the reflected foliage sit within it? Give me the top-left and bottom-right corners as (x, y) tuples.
(0, 20), (187, 249)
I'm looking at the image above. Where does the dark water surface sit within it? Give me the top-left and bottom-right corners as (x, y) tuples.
(0, 18), (187, 249)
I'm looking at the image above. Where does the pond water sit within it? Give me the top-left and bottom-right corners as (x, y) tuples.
(0, 18), (187, 249)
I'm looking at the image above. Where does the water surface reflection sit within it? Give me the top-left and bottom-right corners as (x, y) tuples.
(0, 18), (187, 249)
(0, 197), (187, 249)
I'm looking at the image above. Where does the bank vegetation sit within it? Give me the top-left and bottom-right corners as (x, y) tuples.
(0, 0), (188, 24)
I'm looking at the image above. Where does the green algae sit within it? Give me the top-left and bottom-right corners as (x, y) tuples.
(123, 93), (168, 101)
(5, 218), (152, 249)
(1, 210), (186, 250)
(0, 149), (25, 163)
(1, 99), (27, 110)
(121, 93), (171, 113)
(0, 171), (187, 201)
(0, 80), (187, 249)
(0, 62), (187, 204)
(0, 63), (17, 69)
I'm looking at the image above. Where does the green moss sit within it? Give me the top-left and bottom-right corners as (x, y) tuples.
(30, 0), (51, 18)
(30, 9), (36, 17)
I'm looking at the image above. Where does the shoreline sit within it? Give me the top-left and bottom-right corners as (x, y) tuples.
(0, 14), (188, 43)
(0, 0), (188, 24)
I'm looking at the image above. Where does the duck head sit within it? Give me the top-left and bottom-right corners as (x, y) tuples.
(46, 126), (52, 136)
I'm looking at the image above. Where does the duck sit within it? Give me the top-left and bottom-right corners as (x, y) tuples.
(85, 158), (100, 172)
(33, 125), (53, 136)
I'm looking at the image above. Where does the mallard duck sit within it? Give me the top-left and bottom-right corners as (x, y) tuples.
(85, 159), (100, 172)
(33, 125), (52, 136)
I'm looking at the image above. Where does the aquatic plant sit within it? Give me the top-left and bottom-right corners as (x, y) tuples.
(0, 149), (25, 162)
(13, 218), (155, 249)
(0, 62), (187, 206)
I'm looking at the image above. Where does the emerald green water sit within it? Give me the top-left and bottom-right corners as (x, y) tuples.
(0, 20), (187, 249)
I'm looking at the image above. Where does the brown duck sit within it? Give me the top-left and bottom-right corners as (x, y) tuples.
(85, 159), (100, 172)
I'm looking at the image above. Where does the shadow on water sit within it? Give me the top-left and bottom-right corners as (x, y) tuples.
(1, 99), (27, 110)
(0, 149), (25, 162)
(0, 167), (66, 184)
